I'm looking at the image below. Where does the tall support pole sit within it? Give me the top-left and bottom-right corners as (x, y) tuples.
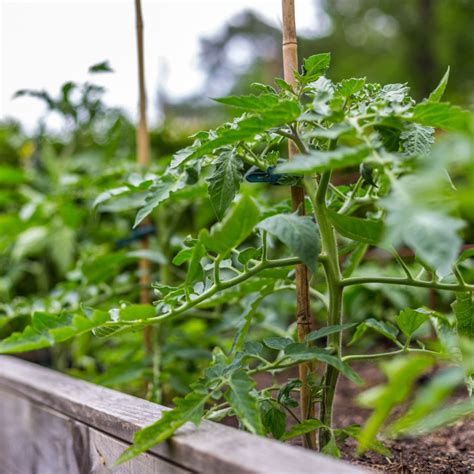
(134, 0), (152, 344)
(281, 0), (316, 449)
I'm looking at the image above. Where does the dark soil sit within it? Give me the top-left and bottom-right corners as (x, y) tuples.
(253, 362), (474, 473)
(334, 363), (474, 473)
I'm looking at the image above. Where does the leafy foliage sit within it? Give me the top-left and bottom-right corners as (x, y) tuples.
(1, 53), (473, 465)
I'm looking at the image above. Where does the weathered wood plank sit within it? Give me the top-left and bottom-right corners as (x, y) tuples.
(0, 356), (365, 473)
(0, 388), (188, 474)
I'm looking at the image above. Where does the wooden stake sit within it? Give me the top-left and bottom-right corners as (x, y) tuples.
(281, 0), (316, 449)
(134, 0), (152, 348)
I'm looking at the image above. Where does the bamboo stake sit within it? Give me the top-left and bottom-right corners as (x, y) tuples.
(281, 0), (316, 450)
(134, 0), (152, 347)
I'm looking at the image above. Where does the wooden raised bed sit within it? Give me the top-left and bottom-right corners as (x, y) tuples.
(0, 356), (365, 473)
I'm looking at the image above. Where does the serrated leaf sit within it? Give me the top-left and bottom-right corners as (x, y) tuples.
(297, 53), (331, 84)
(411, 102), (472, 132)
(226, 370), (265, 435)
(116, 388), (210, 465)
(452, 292), (474, 338)
(0, 309), (110, 353)
(337, 78), (365, 98)
(427, 67), (450, 103)
(328, 210), (384, 245)
(134, 175), (185, 228)
(200, 195), (260, 256)
(186, 99), (301, 163)
(207, 150), (243, 220)
(281, 419), (325, 441)
(395, 307), (430, 338)
(262, 404), (286, 439)
(400, 124), (435, 157)
(275, 146), (370, 175)
(257, 213), (319, 272)
(379, 83), (409, 103)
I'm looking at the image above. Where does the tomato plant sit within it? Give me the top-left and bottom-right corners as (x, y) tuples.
(1, 54), (473, 462)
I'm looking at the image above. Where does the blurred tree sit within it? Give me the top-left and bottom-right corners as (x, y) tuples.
(183, 1), (474, 108)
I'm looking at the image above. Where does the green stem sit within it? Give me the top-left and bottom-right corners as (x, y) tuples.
(113, 257), (300, 326)
(313, 170), (344, 448)
(341, 276), (473, 292)
(342, 348), (441, 362)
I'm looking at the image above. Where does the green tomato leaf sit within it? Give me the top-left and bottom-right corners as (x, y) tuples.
(262, 404), (286, 440)
(207, 150), (243, 220)
(304, 323), (357, 342)
(263, 336), (294, 350)
(257, 213), (319, 272)
(275, 146), (370, 175)
(395, 307), (430, 338)
(296, 53), (331, 84)
(134, 175), (185, 228)
(226, 370), (265, 435)
(0, 309), (110, 354)
(451, 292), (474, 338)
(186, 99), (301, 163)
(427, 66), (450, 103)
(116, 388), (210, 465)
(281, 419), (325, 441)
(400, 124), (435, 157)
(411, 102), (472, 133)
(284, 345), (362, 384)
(328, 210), (384, 245)
(337, 78), (366, 98)
(200, 195), (260, 256)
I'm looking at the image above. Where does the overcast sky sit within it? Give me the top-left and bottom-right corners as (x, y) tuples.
(0, 0), (320, 128)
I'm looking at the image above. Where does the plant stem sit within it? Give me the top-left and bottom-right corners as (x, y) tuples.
(281, 0), (316, 449)
(342, 348), (441, 362)
(116, 257), (300, 326)
(341, 276), (473, 292)
(313, 170), (344, 448)
(134, 0), (153, 355)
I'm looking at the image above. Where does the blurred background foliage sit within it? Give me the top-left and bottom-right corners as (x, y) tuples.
(166, 0), (474, 123)
(0, 0), (473, 399)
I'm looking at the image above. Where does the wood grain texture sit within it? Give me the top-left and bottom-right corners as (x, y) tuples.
(0, 388), (186, 474)
(0, 356), (365, 473)
(281, 0), (316, 448)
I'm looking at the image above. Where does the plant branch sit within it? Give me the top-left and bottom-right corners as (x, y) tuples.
(341, 276), (473, 291)
(114, 257), (300, 326)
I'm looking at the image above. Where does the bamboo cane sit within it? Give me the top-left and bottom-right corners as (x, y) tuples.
(281, 0), (316, 450)
(134, 0), (152, 348)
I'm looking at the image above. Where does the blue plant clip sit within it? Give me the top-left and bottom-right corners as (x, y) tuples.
(116, 224), (156, 248)
(245, 166), (300, 186)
